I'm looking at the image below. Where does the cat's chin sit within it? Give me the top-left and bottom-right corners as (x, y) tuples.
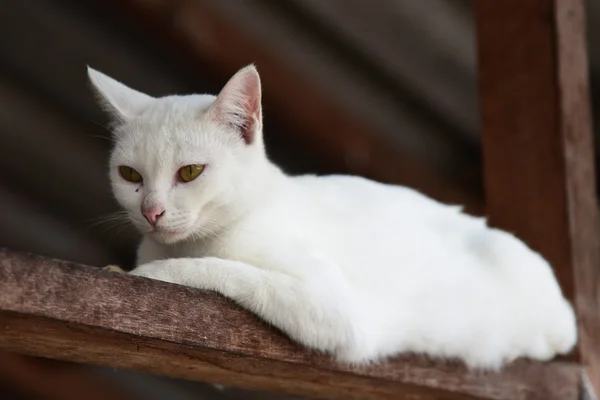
(149, 229), (190, 244)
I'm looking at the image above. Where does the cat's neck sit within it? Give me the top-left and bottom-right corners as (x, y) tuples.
(239, 150), (287, 209)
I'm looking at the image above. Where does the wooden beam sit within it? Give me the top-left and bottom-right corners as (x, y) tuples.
(0, 352), (139, 400)
(474, 0), (600, 394)
(0, 249), (582, 400)
(103, 0), (483, 215)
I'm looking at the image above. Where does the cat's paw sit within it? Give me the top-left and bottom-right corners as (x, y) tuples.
(493, 299), (576, 369)
(530, 300), (577, 360)
(103, 265), (126, 273)
(476, 230), (578, 366)
(461, 299), (577, 370)
(129, 261), (175, 284)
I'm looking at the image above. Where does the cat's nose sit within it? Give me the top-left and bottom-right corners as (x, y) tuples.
(141, 206), (165, 226)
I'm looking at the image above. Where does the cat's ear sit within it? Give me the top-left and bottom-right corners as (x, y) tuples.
(209, 64), (262, 145)
(87, 66), (154, 122)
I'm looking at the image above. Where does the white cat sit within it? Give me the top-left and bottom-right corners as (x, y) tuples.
(88, 65), (577, 369)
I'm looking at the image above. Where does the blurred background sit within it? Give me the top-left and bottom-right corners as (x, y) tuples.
(0, 0), (598, 399)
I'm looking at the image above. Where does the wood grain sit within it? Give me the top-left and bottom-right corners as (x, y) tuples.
(475, 0), (599, 395)
(0, 249), (582, 400)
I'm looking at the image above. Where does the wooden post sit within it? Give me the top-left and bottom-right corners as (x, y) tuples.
(475, 0), (600, 394)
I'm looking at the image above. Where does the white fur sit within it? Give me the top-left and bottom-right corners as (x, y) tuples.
(89, 65), (577, 369)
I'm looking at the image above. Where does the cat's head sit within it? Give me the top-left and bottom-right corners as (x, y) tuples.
(88, 65), (266, 244)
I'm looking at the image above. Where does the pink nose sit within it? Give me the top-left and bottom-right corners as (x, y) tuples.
(141, 206), (165, 226)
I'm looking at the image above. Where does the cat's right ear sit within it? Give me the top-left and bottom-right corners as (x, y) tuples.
(87, 66), (154, 122)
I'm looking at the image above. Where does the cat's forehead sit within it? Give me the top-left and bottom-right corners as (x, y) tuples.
(134, 94), (215, 133)
(112, 94), (235, 164)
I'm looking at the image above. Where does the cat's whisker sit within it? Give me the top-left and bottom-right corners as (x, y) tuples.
(206, 231), (225, 241)
(93, 221), (135, 235)
(85, 211), (140, 237)
(191, 230), (206, 245)
(88, 120), (117, 138)
(86, 212), (129, 227)
(191, 225), (223, 242)
(88, 133), (112, 142)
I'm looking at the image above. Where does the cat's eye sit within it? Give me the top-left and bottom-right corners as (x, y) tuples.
(178, 164), (205, 183)
(118, 166), (143, 183)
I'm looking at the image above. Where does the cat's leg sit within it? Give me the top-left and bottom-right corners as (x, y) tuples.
(101, 237), (167, 273)
(129, 257), (368, 361)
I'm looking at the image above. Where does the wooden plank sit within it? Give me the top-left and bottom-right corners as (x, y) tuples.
(0, 352), (139, 400)
(102, 0), (483, 215)
(583, 373), (599, 400)
(474, 0), (600, 395)
(0, 249), (581, 400)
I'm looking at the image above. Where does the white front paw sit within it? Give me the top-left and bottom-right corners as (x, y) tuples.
(130, 261), (174, 283)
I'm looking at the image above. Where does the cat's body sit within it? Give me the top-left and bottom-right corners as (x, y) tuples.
(89, 65), (577, 369)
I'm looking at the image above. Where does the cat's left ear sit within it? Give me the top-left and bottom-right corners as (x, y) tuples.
(209, 64), (262, 145)
(87, 66), (154, 123)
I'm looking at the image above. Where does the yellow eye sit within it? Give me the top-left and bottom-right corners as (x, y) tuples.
(178, 164), (205, 182)
(118, 166), (143, 183)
